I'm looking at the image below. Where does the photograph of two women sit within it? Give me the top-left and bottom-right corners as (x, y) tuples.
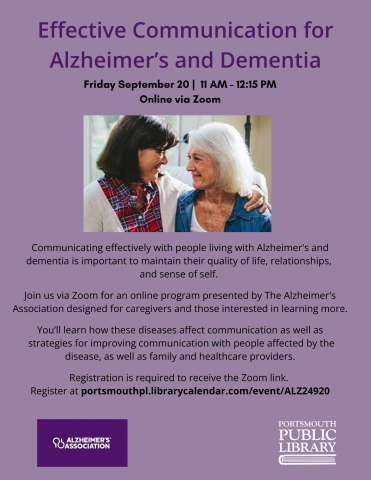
(83, 115), (272, 232)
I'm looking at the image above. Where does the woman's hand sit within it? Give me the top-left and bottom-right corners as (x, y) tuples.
(244, 187), (271, 213)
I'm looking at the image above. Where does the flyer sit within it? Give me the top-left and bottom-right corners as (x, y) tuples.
(2, 0), (369, 478)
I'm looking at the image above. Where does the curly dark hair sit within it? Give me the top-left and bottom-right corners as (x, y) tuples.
(97, 115), (179, 182)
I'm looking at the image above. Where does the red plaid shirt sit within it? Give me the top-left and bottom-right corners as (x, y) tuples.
(98, 176), (163, 232)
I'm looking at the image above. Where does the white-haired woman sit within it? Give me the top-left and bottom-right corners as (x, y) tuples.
(175, 123), (271, 232)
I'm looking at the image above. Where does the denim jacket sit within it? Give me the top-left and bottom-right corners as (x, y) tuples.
(175, 190), (271, 232)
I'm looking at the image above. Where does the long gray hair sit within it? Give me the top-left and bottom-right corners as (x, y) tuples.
(188, 122), (254, 196)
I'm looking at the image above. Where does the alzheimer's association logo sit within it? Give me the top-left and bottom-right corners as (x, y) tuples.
(53, 437), (65, 449)
(278, 421), (336, 465)
(52, 436), (111, 449)
(37, 420), (127, 467)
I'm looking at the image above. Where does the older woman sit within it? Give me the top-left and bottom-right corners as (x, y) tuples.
(175, 123), (271, 232)
(84, 116), (268, 232)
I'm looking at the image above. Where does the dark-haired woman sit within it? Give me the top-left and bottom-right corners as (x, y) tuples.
(84, 116), (268, 232)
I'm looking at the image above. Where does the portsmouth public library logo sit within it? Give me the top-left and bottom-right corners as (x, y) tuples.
(37, 419), (128, 467)
(278, 421), (336, 465)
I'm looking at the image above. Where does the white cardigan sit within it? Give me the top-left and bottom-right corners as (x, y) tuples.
(84, 173), (191, 233)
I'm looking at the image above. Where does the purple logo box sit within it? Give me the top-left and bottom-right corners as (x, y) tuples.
(37, 419), (128, 467)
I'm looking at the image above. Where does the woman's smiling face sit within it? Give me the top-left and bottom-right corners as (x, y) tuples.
(186, 148), (218, 190)
(138, 147), (168, 182)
